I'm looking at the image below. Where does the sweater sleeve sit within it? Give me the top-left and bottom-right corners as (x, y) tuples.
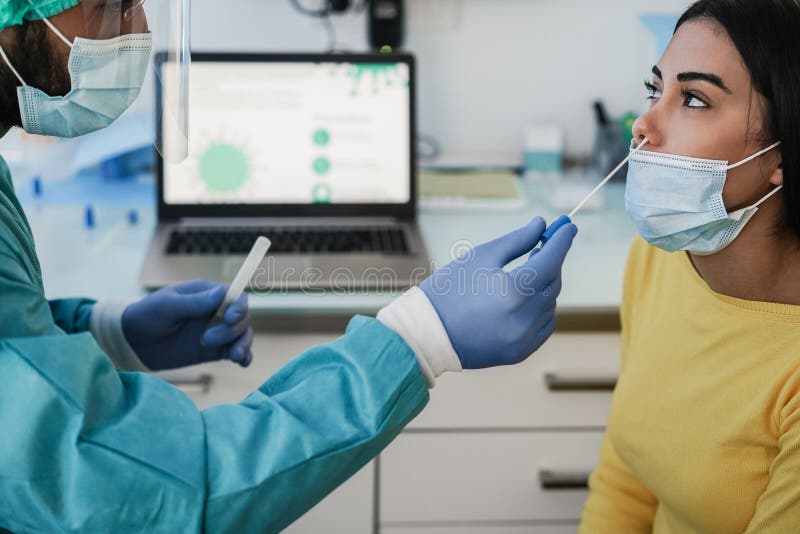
(579, 238), (658, 532)
(743, 369), (800, 532)
(579, 434), (658, 533)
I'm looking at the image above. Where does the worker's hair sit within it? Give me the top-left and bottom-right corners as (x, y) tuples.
(677, 0), (800, 239)
(0, 20), (70, 133)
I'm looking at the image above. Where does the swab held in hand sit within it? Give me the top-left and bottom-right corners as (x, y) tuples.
(201, 236), (270, 346)
(213, 236), (271, 321)
(539, 137), (649, 245)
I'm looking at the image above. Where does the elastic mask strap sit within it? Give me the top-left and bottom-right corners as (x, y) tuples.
(41, 17), (74, 48)
(0, 44), (26, 86)
(26, 0), (73, 47)
(732, 185), (784, 218)
(727, 141), (782, 170)
(751, 185), (784, 209)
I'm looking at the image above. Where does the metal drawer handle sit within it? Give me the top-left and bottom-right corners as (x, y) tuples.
(538, 469), (591, 490)
(544, 372), (617, 392)
(165, 374), (212, 395)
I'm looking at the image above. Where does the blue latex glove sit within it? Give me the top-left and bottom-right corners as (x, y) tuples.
(122, 280), (254, 370)
(421, 217), (577, 369)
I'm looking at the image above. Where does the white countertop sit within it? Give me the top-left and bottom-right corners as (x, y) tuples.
(25, 174), (636, 315)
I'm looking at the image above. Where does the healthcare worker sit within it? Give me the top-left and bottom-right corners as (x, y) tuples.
(0, 1), (577, 532)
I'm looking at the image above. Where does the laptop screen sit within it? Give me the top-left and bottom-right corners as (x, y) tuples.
(162, 59), (412, 206)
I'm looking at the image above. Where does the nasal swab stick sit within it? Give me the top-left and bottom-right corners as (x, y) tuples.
(539, 137), (649, 245)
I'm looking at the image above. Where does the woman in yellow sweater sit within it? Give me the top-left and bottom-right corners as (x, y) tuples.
(579, 0), (800, 532)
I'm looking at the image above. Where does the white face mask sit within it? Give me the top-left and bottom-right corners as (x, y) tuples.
(0, 17), (152, 138)
(625, 140), (782, 255)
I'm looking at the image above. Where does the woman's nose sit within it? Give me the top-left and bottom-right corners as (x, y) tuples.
(632, 110), (662, 147)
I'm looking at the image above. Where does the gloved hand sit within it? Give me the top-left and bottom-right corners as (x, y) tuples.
(421, 217), (577, 369)
(122, 280), (254, 371)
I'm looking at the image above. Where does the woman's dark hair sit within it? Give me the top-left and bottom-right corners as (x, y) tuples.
(677, 0), (800, 239)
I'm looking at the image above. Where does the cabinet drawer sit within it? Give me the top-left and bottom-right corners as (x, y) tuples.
(286, 460), (374, 534)
(380, 431), (602, 523)
(411, 333), (620, 429)
(382, 526), (576, 534)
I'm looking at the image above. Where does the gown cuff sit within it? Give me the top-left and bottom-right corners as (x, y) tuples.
(90, 300), (150, 372)
(377, 288), (462, 388)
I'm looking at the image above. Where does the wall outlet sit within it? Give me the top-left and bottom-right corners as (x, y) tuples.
(406, 0), (462, 31)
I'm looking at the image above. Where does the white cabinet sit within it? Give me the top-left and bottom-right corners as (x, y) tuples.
(379, 431), (602, 524)
(412, 333), (619, 430)
(379, 332), (618, 533)
(172, 330), (617, 533)
(284, 461), (375, 534)
(382, 527), (577, 534)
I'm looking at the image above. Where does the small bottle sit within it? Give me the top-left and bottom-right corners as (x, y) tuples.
(85, 205), (96, 229)
(32, 176), (43, 198)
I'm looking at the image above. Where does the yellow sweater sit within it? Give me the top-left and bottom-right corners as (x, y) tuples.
(579, 237), (800, 533)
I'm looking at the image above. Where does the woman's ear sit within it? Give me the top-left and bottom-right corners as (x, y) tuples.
(770, 161), (784, 186)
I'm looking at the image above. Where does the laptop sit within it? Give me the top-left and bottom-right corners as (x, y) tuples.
(139, 53), (430, 292)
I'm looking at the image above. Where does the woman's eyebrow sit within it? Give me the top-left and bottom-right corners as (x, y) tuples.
(652, 65), (663, 79)
(676, 71), (733, 94)
(651, 65), (732, 94)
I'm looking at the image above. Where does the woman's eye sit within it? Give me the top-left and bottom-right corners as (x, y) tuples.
(644, 81), (661, 101)
(683, 92), (709, 109)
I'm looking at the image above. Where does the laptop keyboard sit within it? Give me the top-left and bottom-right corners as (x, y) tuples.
(166, 226), (410, 255)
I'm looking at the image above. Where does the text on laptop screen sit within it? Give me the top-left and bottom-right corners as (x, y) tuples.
(163, 61), (411, 205)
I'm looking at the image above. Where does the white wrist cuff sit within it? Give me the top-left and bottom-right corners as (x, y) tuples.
(377, 288), (462, 388)
(90, 300), (150, 372)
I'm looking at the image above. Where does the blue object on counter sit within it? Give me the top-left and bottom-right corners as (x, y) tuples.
(540, 215), (572, 245)
(32, 177), (42, 197)
(85, 205), (95, 229)
(127, 209), (139, 225)
(14, 167), (154, 208)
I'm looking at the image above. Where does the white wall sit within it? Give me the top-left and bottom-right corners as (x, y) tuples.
(193, 0), (693, 161)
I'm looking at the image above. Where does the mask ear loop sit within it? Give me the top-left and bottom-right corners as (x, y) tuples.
(750, 184), (784, 210)
(727, 141), (782, 170)
(25, 0), (73, 47)
(0, 44), (27, 86)
(0, 11), (74, 86)
(40, 17), (74, 48)
(725, 141), (783, 211)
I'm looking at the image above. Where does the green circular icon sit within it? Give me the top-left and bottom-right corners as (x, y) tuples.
(313, 156), (331, 175)
(313, 129), (331, 147)
(199, 143), (249, 192)
(312, 183), (332, 203)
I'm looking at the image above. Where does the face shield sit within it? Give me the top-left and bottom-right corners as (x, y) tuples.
(37, 0), (191, 163)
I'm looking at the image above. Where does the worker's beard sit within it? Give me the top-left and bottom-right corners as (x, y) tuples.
(0, 20), (72, 134)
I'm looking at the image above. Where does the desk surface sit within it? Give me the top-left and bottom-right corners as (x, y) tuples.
(22, 173), (636, 315)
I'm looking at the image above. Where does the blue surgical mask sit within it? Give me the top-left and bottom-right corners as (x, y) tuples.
(0, 17), (152, 138)
(625, 141), (782, 255)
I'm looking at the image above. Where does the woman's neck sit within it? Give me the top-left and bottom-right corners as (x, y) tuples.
(689, 196), (800, 305)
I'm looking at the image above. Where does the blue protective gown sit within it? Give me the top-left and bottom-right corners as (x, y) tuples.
(0, 157), (430, 533)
